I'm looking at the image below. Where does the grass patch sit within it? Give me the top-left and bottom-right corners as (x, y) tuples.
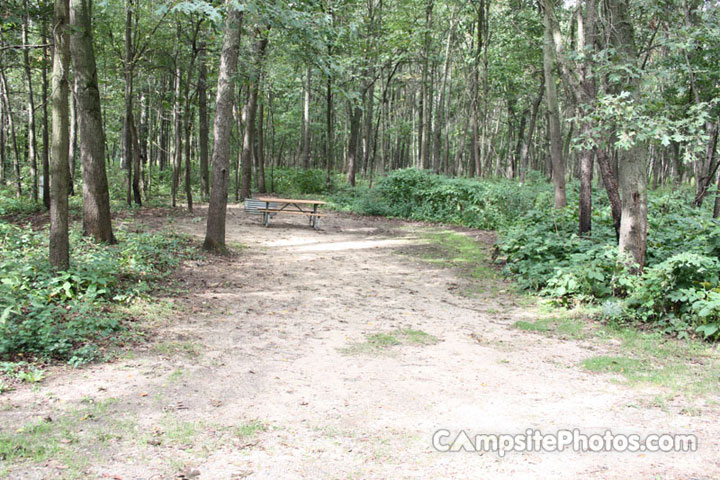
(341, 328), (439, 355)
(0, 398), (131, 477)
(233, 420), (267, 439)
(153, 341), (202, 359)
(512, 316), (587, 340)
(416, 230), (495, 279)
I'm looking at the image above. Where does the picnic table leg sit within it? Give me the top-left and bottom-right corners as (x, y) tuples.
(264, 202), (270, 227)
(312, 204), (318, 229)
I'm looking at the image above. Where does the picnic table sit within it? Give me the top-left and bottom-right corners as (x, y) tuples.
(255, 196), (327, 229)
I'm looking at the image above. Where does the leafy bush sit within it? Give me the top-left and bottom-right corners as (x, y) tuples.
(0, 221), (195, 363)
(329, 168), (544, 229)
(625, 253), (720, 338)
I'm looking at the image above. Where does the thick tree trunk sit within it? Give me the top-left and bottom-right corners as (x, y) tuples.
(203, 5), (243, 252)
(69, 0), (115, 243)
(609, 0), (647, 268)
(123, 0), (135, 206)
(50, 0), (71, 270)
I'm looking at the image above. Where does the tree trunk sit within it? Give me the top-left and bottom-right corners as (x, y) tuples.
(41, 21), (50, 208)
(123, 0), (135, 206)
(346, 104), (362, 186)
(0, 59), (22, 198)
(520, 77), (544, 182)
(241, 29), (268, 200)
(543, 2), (566, 208)
(257, 101), (266, 193)
(171, 57), (182, 207)
(302, 66), (311, 169)
(693, 117), (719, 207)
(609, 0), (647, 268)
(69, 0), (115, 243)
(22, 1), (39, 203)
(198, 42), (210, 199)
(50, 0), (71, 270)
(203, 4), (243, 253)
(433, 12), (456, 173)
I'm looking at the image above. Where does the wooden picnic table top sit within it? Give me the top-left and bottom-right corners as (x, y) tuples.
(255, 196), (327, 205)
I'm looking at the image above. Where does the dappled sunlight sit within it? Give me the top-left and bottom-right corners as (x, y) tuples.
(290, 237), (420, 253)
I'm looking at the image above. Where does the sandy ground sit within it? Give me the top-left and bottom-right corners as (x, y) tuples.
(2, 205), (720, 479)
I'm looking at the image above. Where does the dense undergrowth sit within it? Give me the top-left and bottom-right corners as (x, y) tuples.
(325, 168), (720, 341)
(0, 208), (196, 366)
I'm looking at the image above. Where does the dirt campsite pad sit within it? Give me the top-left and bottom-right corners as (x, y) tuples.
(1, 206), (719, 479)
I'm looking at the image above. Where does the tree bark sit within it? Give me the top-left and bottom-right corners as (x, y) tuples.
(203, 4), (243, 253)
(543, 1), (566, 208)
(0, 61), (22, 198)
(346, 103), (362, 186)
(22, 0), (39, 203)
(433, 12), (456, 173)
(69, 0), (115, 243)
(609, 0), (647, 268)
(198, 41), (210, 199)
(257, 100), (266, 193)
(302, 66), (311, 169)
(42, 20), (50, 210)
(50, 0), (71, 270)
(241, 29), (268, 200)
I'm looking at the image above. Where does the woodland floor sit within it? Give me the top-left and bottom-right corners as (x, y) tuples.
(1, 206), (720, 479)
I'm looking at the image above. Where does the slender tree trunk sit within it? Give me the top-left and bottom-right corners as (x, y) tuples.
(433, 13), (456, 173)
(69, 0), (115, 243)
(0, 58), (22, 198)
(693, 117), (719, 207)
(302, 66), (311, 169)
(543, 2), (566, 208)
(22, 1), (39, 202)
(241, 29), (268, 199)
(172, 58), (182, 207)
(69, 79), (77, 195)
(326, 62), (334, 187)
(123, 0), (135, 206)
(257, 100), (266, 193)
(520, 77), (544, 182)
(50, 0), (71, 270)
(0, 84), (4, 185)
(203, 4), (243, 252)
(41, 21), (51, 208)
(713, 170), (720, 218)
(198, 42), (210, 199)
(346, 104), (362, 186)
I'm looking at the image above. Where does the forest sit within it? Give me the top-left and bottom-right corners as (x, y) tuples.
(0, 0), (719, 477)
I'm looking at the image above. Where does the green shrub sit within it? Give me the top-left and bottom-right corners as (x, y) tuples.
(329, 168), (544, 229)
(0, 221), (195, 363)
(625, 253), (720, 338)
